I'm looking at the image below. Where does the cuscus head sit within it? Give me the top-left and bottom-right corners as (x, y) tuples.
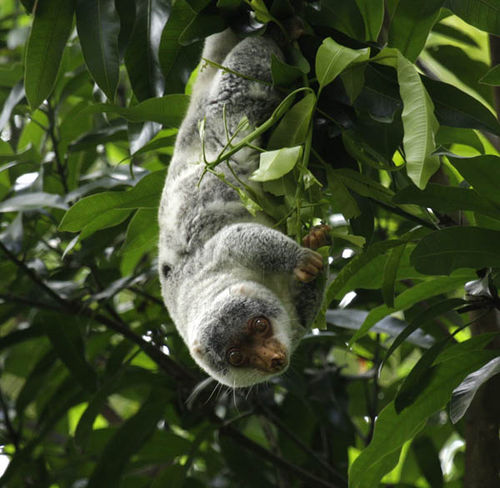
(188, 283), (294, 387)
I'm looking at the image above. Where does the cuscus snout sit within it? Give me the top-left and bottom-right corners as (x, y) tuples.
(245, 337), (287, 373)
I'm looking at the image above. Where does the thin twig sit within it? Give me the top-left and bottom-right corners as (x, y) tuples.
(0, 240), (68, 308)
(260, 406), (347, 485)
(129, 286), (164, 306)
(220, 425), (341, 488)
(366, 334), (381, 445)
(0, 387), (19, 450)
(46, 99), (68, 193)
(0, 241), (195, 383)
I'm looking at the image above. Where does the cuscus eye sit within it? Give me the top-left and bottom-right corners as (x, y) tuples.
(226, 348), (244, 366)
(250, 316), (270, 334)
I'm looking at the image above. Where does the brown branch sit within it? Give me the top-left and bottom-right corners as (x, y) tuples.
(464, 309), (500, 488)
(0, 240), (68, 308)
(260, 406), (347, 485)
(129, 286), (164, 306)
(220, 425), (342, 488)
(0, 387), (19, 450)
(46, 99), (68, 193)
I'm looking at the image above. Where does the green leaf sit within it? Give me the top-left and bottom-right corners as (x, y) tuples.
(0, 63), (23, 88)
(315, 38), (369, 91)
(355, 0), (384, 41)
(80, 209), (132, 239)
(120, 208), (159, 275)
(125, 0), (170, 100)
(0, 81), (25, 133)
(393, 183), (500, 220)
(382, 243), (407, 307)
(248, 0), (272, 23)
(445, 0), (500, 35)
(413, 437), (444, 488)
(81, 94), (189, 126)
(423, 77), (500, 135)
(411, 227), (500, 274)
(427, 45), (492, 105)
(435, 126), (484, 154)
(450, 357), (500, 423)
(306, 0), (366, 40)
(324, 239), (405, 312)
(480, 64), (500, 86)
(250, 146), (302, 182)
(43, 316), (97, 392)
(268, 93), (316, 149)
(158, 0), (206, 94)
(350, 275), (468, 344)
(271, 54), (303, 87)
(87, 391), (167, 488)
(75, 368), (164, 448)
(384, 298), (465, 363)
(432, 22), (480, 47)
(395, 334), (496, 412)
(325, 169), (361, 219)
(388, 0), (444, 62)
(449, 155), (500, 207)
(75, 0), (120, 100)
(340, 63), (367, 103)
(362, 52), (440, 188)
(348, 338), (496, 488)
(24, 0), (75, 109)
(59, 170), (166, 232)
(396, 53), (440, 188)
(334, 168), (394, 203)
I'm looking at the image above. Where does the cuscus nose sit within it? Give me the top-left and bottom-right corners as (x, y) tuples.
(249, 338), (288, 373)
(270, 353), (286, 372)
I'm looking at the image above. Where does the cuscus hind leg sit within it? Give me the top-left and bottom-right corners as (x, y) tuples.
(176, 29), (239, 148)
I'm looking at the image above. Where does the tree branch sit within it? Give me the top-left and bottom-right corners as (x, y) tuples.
(46, 99), (68, 193)
(220, 425), (342, 488)
(260, 406), (347, 485)
(0, 241), (195, 384)
(0, 387), (19, 450)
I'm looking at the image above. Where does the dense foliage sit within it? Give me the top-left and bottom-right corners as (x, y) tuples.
(0, 0), (499, 487)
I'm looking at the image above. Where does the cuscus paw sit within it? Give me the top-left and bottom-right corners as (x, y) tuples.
(301, 224), (331, 251)
(294, 249), (324, 283)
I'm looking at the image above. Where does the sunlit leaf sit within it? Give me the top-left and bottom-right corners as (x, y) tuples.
(445, 0), (500, 35)
(449, 155), (500, 207)
(388, 0), (444, 62)
(268, 93), (316, 149)
(59, 170), (166, 232)
(250, 146), (302, 182)
(397, 53), (440, 188)
(315, 38), (369, 91)
(450, 357), (500, 423)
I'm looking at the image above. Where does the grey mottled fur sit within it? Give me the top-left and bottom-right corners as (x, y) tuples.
(158, 29), (324, 387)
